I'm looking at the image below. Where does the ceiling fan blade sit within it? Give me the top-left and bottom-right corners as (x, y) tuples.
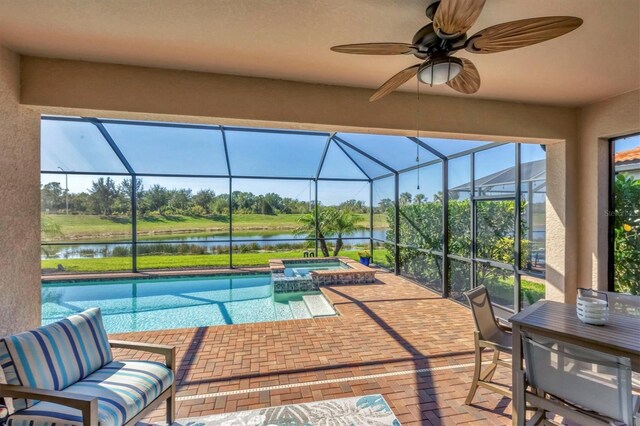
(369, 64), (420, 102)
(466, 16), (583, 54)
(446, 58), (480, 94)
(330, 43), (417, 55)
(433, 0), (486, 38)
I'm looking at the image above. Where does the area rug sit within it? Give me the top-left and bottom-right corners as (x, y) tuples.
(174, 394), (401, 425)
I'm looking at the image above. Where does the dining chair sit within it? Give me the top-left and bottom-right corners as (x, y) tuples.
(522, 331), (640, 425)
(607, 291), (640, 317)
(464, 285), (512, 405)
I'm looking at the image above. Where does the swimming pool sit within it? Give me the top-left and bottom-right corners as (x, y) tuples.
(42, 274), (336, 333)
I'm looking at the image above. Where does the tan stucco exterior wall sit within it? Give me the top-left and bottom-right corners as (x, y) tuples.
(0, 46), (41, 336)
(21, 56), (576, 143)
(576, 90), (640, 293)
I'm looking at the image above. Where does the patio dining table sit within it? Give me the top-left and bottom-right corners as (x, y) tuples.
(509, 299), (640, 426)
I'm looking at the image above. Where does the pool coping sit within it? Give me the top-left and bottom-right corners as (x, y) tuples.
(41, 266), (271, 283)
(268, 256), (373, 273)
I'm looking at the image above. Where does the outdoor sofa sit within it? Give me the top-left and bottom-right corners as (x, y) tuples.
(0, 308), (175, 426)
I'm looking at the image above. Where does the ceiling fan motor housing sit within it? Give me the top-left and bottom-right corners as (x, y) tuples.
(412, 23), (467, 59)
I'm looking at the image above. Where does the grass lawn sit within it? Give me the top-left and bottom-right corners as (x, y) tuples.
(42, 249), (373, 273)
(43, 213), (389, 241)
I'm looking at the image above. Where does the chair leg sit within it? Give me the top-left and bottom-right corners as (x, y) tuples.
(480, 349), (500, 382)
(465, 334), (483, 405)
(166, 383), (176, 425)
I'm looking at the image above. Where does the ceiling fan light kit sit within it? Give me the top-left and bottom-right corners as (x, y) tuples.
(418, 57), (463, 86)
(330, 0), (583, 101)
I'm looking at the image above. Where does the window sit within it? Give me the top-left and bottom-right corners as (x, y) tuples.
(373, 176), (395, 242)
(231, 179), (314, 267)
(372, 176), (396, 271)
(475, 144), (516, 197)
(225, 128), (327, 178)
(419, 137), (491, 157)
(104, 122), (229, 176)
(610, 134), (640, 295)
(41, 119), (127, 173)
(520, 144), (546, 274)
(318, 141), (368, 180)
(398, 163), (443, 250)
(317, 180), (370, 258)
(134, 176), (230, 271)
(336, 133), (438, 171)
(448, 155), (471, 257)
(41, 173), (133, 274)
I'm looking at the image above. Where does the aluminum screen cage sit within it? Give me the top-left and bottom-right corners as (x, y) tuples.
(40, 116), (547, 313)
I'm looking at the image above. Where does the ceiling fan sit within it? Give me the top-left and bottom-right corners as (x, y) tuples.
(330, 0), (583, 102)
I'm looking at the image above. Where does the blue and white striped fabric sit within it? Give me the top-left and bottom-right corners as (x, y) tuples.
(6, 360), (174, 426)
(0, 308), (113, 411)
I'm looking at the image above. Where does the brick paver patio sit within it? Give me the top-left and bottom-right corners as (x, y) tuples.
(111, 270), (513, 425)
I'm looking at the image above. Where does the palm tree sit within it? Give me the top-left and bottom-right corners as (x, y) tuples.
(330, 209), (365, 256)
(294, 211), (330, 257)
(294, 207), (365, 257)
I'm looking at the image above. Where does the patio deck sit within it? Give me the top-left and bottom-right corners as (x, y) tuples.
(111, 270), (513, 425)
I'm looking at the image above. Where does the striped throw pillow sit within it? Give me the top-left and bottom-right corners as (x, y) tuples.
(0, 308), (113, 411)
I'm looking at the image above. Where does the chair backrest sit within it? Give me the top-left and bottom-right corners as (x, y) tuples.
(522, 331), (634, 424)
(607, 292), (640, 317)
(0, 308), (113, 412)
(464, 286), (502, 341)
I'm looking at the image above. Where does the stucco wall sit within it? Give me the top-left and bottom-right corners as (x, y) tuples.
(21, 56), (576, 143)
(576, 90), (640, 292)
(0, 46), (41, 336)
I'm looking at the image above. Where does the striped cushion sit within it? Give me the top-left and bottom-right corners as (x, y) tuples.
(6, 360), (174, 426)
(0, 308), (113, 411)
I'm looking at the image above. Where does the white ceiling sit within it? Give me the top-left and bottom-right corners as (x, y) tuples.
(0, 0), (638, 106)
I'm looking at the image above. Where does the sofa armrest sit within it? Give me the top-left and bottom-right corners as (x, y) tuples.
(0, 383), (98, 426)
(109, 340), (176, 371)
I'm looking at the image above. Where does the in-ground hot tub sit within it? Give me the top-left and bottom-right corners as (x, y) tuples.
(270, 257), (376, 293)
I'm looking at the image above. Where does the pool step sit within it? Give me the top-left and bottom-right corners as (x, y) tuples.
(290, 300), (312, 319)
(302, 294), (336, 317)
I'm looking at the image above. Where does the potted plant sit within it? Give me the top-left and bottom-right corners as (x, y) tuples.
(358, 250), (371, 266)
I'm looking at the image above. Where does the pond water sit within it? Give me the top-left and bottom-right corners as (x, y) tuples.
(41, 229), (388, 259)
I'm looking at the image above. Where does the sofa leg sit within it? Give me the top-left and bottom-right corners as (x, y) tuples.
(166, 384), (176, 425)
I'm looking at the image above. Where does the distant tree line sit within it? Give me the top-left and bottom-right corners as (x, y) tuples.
(41, 178), (368, 217)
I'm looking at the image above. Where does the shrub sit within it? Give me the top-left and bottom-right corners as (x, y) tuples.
(613, 173), (640, 295)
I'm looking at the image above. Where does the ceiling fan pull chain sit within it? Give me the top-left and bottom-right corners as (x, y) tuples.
(416, 78), (421, 191)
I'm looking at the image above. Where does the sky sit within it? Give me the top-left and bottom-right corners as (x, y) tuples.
(614, 134), (640, 153)
(40, 118), (547, 206)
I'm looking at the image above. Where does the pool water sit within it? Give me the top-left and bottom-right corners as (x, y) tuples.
(283, 261), (349, 277)
(41, 274), (327, 333)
